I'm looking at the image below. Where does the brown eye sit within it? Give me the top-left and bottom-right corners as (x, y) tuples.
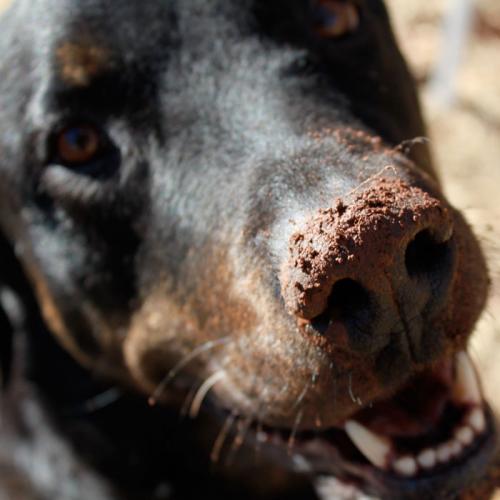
(311, 0), (360, 38)
(56, 124), (101, 165)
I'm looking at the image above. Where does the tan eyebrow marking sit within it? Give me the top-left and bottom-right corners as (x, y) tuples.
(56, 41), (112, 87)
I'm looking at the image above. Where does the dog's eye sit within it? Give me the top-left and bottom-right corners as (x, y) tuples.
(55, 124), (101, 166)
(43, 122), (120, 190)
(310, 0), (360, 38)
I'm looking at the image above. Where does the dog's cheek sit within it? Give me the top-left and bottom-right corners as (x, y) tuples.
(31, 270), (133, 383)
(14, 218), (127, 378)
(122, 293), (199, 395)
(122, 284), (255, 399)
(26, 263), (103, 371)
(122, 241), (259, 394)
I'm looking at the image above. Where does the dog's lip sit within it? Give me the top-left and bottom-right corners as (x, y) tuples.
(240, 351), (497, 497)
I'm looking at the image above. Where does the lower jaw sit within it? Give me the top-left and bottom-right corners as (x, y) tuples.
(307, 407), (496, 500)
(240, 351), (498, 499)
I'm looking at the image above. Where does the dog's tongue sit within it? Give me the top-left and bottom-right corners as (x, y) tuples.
(353, 362), (453, 438)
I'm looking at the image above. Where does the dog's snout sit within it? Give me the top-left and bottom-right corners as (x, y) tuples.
(280, 178), (456, 353)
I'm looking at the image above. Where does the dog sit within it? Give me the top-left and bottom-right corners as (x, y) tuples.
(0, 0), (497, 498)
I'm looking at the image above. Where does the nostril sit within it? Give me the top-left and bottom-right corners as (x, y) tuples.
(330, 279), (371, 319)
(311, 279), (372, 334)
(405, 229), (453, 279)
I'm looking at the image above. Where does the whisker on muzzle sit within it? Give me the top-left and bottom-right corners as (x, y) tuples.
(393, 136), (431, 157)
(211, 411), (238, 464)
(348, 371), (364, 407)
(225, 415), (253, 466)
(148, 336), (231, 406)
(180, 384), (199, 418)
(189, 370), (227, 419)
(287, 409), (304, 455)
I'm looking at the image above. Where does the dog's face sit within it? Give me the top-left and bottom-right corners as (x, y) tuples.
(0, 0), (495, 498)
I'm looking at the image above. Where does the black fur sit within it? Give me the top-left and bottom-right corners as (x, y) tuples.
(0, 1), (492, 499)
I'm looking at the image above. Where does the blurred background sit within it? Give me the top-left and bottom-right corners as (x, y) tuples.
(0, 0), (499, 494)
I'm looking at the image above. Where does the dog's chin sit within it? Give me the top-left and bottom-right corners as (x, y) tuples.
(230, 350), (496, 499)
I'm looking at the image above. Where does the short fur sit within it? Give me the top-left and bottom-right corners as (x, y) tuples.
(0, 1), (494, 499)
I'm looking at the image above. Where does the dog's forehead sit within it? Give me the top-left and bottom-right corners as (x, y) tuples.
(36, 0), (255, 49)
(21, 0), (176, 88)
(24, 0), (263, 90)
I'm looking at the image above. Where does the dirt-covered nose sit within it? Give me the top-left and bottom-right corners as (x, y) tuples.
(280, 178), (457, 351)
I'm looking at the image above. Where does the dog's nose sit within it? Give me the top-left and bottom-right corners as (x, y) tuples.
(280, 178), (456, 353)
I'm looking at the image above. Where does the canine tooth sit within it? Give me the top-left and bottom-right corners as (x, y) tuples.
(417, 449), (437, 469)
(437, 443), (453, 463)
(455, 426), (474, 446)
(393, 456), (417, 477)
(453, 351), (482, 405)
(468, 408), (486, 433)
(345, 420), (391, 468)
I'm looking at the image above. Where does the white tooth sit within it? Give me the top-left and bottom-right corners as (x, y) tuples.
(437, 443), (453, 463)
(468, 408), (486, 433)
(453, 351), (482, 405)
(345, 420), (391, 468)
(257, 431), (269, 443)
(292, 455), (312, 473)
(449, 440), (462, 457)
(417, 449), (437, 469)
(393, 456), (418, 477)
(455, 426), (474, 446)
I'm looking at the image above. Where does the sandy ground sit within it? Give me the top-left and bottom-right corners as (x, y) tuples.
(0, 0), (499, 495)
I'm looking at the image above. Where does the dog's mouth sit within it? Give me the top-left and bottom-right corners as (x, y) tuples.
(245, 351), (496, 497)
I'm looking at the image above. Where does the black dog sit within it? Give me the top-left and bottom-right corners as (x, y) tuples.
(0, 1), (496, 499)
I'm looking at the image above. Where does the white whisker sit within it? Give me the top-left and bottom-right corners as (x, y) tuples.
(189, 370), (227, 419)
(211, 411), (237, 464)
(346, 164), (398, 198)
(287, 409), (304, 455)
(226, 416), (253, 466)
(180, 384), (199, 418)
(348, 372), (363, 406)
(148, 336), (230, 405)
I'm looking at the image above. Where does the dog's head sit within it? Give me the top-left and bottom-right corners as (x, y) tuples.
(0, 0), (495, 498)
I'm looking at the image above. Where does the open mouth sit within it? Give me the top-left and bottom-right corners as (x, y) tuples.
(250, 351), (496, 497)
